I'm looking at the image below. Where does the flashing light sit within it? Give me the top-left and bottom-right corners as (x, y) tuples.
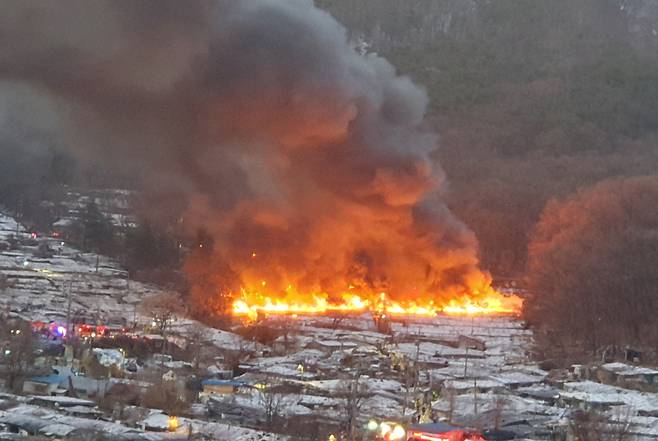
(390, 425), (406, 440)
(380, 423), (405, 441)
(410, 433), (450, 441)
(56, 325), (67, 337)
(380, 423), (392, 438)
(367, 420), (378, 431)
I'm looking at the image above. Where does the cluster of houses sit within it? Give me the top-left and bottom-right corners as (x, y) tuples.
(2, 212), (658, 440)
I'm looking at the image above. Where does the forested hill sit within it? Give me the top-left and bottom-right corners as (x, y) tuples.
(318, 1), (658, 56)
(319, 0), (658, 276)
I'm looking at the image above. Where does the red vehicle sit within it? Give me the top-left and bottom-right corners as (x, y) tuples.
(407, 423), (486, 441)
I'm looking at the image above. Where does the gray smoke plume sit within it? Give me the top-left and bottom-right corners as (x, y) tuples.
(0, 0), (490, 307)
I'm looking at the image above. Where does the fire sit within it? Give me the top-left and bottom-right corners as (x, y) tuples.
(231, 286), (522, 320)
(168, 416), (179, 432)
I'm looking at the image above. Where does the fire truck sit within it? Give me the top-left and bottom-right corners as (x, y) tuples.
(406, 423), (486, 441)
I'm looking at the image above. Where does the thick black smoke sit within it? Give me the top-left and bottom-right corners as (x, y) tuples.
(0, 0), (490, 306)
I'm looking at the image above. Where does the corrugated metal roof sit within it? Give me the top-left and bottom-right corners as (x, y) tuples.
(27, 374), (65, 385)
(201, 379), (245, 387)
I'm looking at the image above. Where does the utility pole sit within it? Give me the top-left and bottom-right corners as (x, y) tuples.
(65, 280), (73, 338)
(473, 377), (478, 417)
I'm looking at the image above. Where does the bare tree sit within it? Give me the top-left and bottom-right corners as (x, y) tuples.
(569, 409), (635, 441)
(2, 319), (37, 392)
(223, 346), (251, 377)
(337, 374), (370, 441)
(141, 374), (190, 417)
(492, 395), (510, 431)
(258, 380), (284, 430)
(185, 324), (215, 371)
(401, 344), (420, 418)
(0, 273), (12, 294)
(445, 389), (456, 424)
(98, 383), (139, 420)
(527, 176), (658, 359)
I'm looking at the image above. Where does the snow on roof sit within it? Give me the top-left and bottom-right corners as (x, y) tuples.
(4, 404), (157, 439)
(304, 377), (402, 394)
(314, 340), (357, 348)
(260, 364), (318, 379)
(297, 395), (341, 407)
(488, 371), (545, 386)
(391, 342), (484, 360)
(360, 394), (408, 419)
(210, 392), (313, 417)
(39, 422), (77, 437)
(92, 348), (124, 367)
(561, 381), (658, 411)
(516, 385), (561, 401)
(28, 396), (96, 407)
(142, 412), (170, 430)
(601, 362), (658, 377)
(433, 391), (562, 419)
(188, 418), (288, 441)
(52, 218), (75, 227)
(62, 405), (102, 415)
(169, 319), (256, 351)
(444, 379), (502, 392)
(202, 379), (245, 387)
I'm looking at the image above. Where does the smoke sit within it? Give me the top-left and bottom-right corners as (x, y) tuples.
(0, 0), (491, 305)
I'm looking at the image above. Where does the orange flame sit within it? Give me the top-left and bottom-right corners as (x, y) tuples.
(231, 286), (522, 320)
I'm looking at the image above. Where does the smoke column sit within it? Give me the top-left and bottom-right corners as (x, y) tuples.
(0, 0), (493, 309)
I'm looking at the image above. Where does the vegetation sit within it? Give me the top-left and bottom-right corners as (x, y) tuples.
(526, 176), (658, 357)
(1, 319), (37, 392)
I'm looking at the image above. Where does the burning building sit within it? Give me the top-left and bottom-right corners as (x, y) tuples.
(0, 0), (520, 318)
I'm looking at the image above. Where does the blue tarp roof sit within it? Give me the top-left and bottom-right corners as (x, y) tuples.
(28, 374), (66, 385)
(201, 379), (245, 387)
(408, 422), (463, 434)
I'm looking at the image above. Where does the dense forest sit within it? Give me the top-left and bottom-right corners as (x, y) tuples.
(320, 0), (658, 276)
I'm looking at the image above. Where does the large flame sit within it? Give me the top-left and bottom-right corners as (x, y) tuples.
(231, 285), (523, 320)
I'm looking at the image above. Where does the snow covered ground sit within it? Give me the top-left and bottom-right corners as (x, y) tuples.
(0, 212), (162, 326)
(0, 400), (287, 441)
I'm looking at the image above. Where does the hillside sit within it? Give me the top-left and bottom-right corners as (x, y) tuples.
(319, 0), (658, 275)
